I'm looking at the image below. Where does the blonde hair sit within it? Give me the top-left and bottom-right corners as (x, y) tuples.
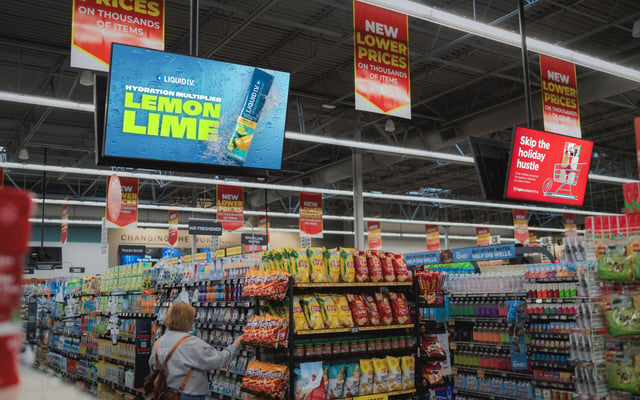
(165, 302), (196, 332)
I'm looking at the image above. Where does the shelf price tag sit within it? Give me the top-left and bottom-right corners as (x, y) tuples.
(477, 370), (485, 379)
(351, 327), (359, 333)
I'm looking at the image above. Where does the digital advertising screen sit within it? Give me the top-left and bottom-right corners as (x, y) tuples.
(101, 44), (290, 176)
(505, 126), (593, 206)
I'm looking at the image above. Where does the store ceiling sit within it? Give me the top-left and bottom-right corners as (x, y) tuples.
(1, 0), (640, 231)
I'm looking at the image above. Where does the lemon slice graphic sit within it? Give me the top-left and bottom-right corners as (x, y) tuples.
(235, 134), (254, 151)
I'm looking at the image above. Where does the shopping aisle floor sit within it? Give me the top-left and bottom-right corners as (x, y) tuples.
(13, 366), (96, 400)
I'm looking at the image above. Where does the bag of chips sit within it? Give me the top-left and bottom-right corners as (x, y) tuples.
(292, 248), (310, 284)
(339, 248), (356, 283)
(295, 361), (326, 400)
(325, 248), (342, 283)
(354, 250), (369, 282)
(316, 294), (340, 329)
(391, 253), (410, 282)
(379, 252), (396, 282)
(343, 363), (360, 397)
(359, 359), (374, 395)
(308, 247), (329, 283)
(422, 363), (444, 387)
(327, 364), (346, 400)
(366, 250), (384, 283)
(374, 292), (394, 326)
(347, 294), (370, 327)
(389, 292), (410, 324)
(292, 296), (309, 332)
(372, 358), (389, 393)
(334, 295), (354, 328)
(421, 337), (446, 358)
(362, 294), (381, 326)
(386, 356), (402, 392)
(280, 248), (293, 274)
(301, 295), (325, 330)
(401, 356), (415, 390)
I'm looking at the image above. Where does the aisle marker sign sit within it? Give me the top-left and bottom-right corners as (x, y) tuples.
(61, 203), (69, 246)
(353, 1), (411, 119)
(425, 224), (440, 251)
(216, 185), (244, 231)
(540, 54), (581, 138)
(299, 192), (323, 238)
(168, 206), (178, 247)
(513, 209), (529, 245)
(476, 226), (490, 247)
(105, 174), (139, 229)
(367, 221), (382, 249)
(71, 0), (165, 71)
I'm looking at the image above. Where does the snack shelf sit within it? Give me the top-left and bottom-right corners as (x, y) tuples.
(295, 281), (412, 288)
(157, 278), (244, 289)
(295, 323), (414, 336)
(214, 368), (245, 379)
(294, 347), (413, 361)
(192, 300), (253, 308)
(453, 388), (529, 400)
(240, 387), (285, 400)
(452, 365), (532, 380)
(196, 322), (246, 331)
(450, 341), (511, 351)
(334, 388), (416, 400)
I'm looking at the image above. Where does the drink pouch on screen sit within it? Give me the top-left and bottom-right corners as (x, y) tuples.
(226, 68), (274, 163)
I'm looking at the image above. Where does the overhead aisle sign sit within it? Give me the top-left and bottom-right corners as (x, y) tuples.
(299, 192), (323, 238)
(539, 55), (581, 138)
(71, 0), (165, 71)
(353, 1), (410, 119)
(61, 204), (69, 245)
(367, 221), (382, 249)
(425, 225), (440, 251)
(217, 185), (244, 231)
(105, 174), (139, 229)
(476, 226), (490, 247)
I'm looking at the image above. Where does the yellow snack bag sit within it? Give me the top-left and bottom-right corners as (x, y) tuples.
(315, 294), (340, 329)
(339, 248), (356, 283)
(301, 295), (324, 330)
(359, 359), (374, 395)
(386, 356), (402, 391)
(308, 247), (328, 283)
(333, 295), (354, 328)
(292, 248), (310, 283)
(281, 248), (293, 274)
(400, 356), (415, 390)
(325, 248), (341, 283)
(372, 358), (388, 394)
(292, 296), (309, 332)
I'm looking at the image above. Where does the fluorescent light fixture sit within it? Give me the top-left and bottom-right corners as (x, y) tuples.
(361, 0), (640, 83)
(322, 104), (337, 109)
(18, 148), (29, 160)
(0, 91), (95, 112)
(79, 71), (94, 87)
(384, 119), (395, 132)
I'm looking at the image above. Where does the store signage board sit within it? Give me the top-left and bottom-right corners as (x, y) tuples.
(216, 185), (244, 231)
(476, 226), (490, 247)
(187, 218), (222, 236)
(168, 207), (179, 247)
(61, 203), (69, 245)
(71, 0), (165, 71)
(299, 192), (323, 238)
(367, 221), (382, 249)
(425, 225), (440, 251)
(450, 244), (517, 263)
(353, 394), (389, 400)
(241, 233), (268, 246)
(539, 54), (581, 138)
(101, 44), (290, 176)
(505, 126), (593, 206)
(69, 267), (86, 274)
(353, 1), (410, 119)
(635, 117), (640, 179)
(105, 174), (139, 228)
(404, 251), (441, 267)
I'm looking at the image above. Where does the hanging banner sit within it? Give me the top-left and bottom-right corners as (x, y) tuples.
(259, 214), (269, 231)
(105, 174), (138, 229)
(353, 0), (410, 119)
(624, 182), (640, 214)
(168, 206), (178, 247)
(425, 225), (440, 251)
(217, 185), (244, 231)
(563, 213), (577, 238)
(513, 209), (529, 245)
(61, 204), (69, 246)
(71, 0), (165, 72)
(539, 54), (581, 138)
(528, 231), (538, 246)
(299, 192), (323, 238)
(476, 226), (491, 247)
(635, 117), (640, 179)
(0, 167), (3, 188)
(367, 221), (382, 249)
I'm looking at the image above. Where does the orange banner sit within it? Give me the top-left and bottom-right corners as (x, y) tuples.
(476, 226), (490, 247)
(105, 175), (138, 228)
(540, 54), (581, 137)
(528, 231), (538, 246)
(61, 204), (69, 245)
(513, 209), (529, 245)
(425, 225), (440, 251)
(367, 221), (382, 249)
(168, 206), (178, 247)
(299, 192), (323, 238)
(217, 185), (244, 231)
(71, 0), (165, 71)
(353, 1), (410, 119)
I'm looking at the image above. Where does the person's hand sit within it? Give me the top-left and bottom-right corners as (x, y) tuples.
(233, 334), (244, 347)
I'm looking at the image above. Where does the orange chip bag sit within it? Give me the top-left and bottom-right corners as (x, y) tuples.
(308, 247), (328, 283)
(391, 253), (410, 282)
(354, 250), (369, 282)
(346, 293), (369, 327)
(362, 294), (381, 326)
(339, 248), (356, 283)
(374, 292), (394, 326)
(389, 292), (410, 324)
(366, 250), (383, 283)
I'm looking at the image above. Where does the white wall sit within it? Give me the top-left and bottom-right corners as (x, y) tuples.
(26, 241), (107, 279)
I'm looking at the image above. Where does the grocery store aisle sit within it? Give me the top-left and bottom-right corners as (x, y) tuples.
(14, 366), (96, 400)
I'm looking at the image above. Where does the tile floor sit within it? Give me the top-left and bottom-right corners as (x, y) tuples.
(8, 366), (96, 400)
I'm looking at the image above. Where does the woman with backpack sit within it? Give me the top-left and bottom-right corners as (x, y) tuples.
(146, 302), (243, 400)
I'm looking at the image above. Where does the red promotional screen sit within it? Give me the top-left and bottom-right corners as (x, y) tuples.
(505, 126), (593, 206)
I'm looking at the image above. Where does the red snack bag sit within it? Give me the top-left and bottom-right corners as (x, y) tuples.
(391, 254), (410, 282)
(354, 250), (369, 282)
(380, 252), (396, 282)
(374, 292), (394, 325)
(366, 250), (384, 283)
(389, 292), (410, 324)
(362, 294), (381, 326)
(346, 293), (369, 327)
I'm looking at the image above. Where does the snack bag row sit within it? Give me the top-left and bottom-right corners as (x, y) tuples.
(242, 314), (289, 348)
(241, 360), (289, 399)
(242, 269), (290, 300)
(359, 356), (415, 396)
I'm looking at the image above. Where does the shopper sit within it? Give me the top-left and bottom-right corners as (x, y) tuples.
(149, 301), (242, 400)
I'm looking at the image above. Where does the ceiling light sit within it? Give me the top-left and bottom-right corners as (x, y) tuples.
(18, 148), (29, 160)
(79, 71), (94, 87)
(384, 119), (395, 132)
(633, 20), (640, 38)
(321, 103), (336, 109)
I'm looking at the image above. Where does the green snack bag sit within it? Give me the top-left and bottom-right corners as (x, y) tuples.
(604, 295), (640, 337)
(598, 245), (634, 281)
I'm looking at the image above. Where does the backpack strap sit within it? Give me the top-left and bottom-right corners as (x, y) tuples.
(155, 335), (191, 371)
(177, 368), (195, 393)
